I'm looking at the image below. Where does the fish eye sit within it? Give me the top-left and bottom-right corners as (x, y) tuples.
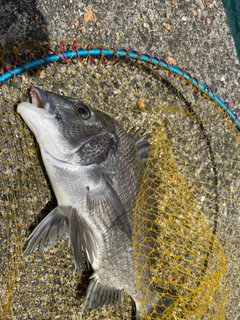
(75, 104), (91, 120)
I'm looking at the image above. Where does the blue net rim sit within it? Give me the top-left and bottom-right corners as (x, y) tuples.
(0, 45), (239, 131)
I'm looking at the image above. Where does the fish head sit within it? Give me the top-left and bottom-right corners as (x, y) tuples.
(17, 88), (118, 165)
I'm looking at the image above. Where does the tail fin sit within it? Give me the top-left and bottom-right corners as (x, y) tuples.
(24, 206), (69, 255)
(136, 291), (174, 320)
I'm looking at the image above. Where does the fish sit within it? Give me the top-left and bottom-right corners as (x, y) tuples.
(17, 88), (172, 319)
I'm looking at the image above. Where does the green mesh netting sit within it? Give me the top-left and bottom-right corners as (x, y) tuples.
(0, 41), (239, 320)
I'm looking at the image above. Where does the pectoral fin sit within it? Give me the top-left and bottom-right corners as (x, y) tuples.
(87, 174), (132, 237)
(24, 206), (70, 256)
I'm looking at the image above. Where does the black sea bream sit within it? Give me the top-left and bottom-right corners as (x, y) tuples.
(17, 88), (171, 319)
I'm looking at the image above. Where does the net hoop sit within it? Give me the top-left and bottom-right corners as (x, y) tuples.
(0, 43), (239, 130)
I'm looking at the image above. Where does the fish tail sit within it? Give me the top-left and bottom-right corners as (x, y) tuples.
(136, 292), (174, 319)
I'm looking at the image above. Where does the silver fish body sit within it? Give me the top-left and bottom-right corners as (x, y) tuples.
(17, 88), (170, 319)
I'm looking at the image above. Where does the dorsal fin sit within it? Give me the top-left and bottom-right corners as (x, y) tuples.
(131, 129), (150, 165)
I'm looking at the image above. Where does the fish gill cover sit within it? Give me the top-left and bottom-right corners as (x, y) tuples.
(0, 40), (239, 320)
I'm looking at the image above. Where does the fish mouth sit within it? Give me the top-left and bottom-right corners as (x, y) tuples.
(31, 87), (58, 115)
(31, 88), (44, 109)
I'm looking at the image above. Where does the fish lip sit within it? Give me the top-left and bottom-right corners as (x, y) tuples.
(31, 88), (44, 109)
(31, 87), (58, 116)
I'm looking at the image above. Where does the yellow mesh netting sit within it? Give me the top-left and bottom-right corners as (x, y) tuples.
(0, 41), (239, 320)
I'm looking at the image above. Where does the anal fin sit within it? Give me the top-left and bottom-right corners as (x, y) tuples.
(81, 276), (123, 315)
